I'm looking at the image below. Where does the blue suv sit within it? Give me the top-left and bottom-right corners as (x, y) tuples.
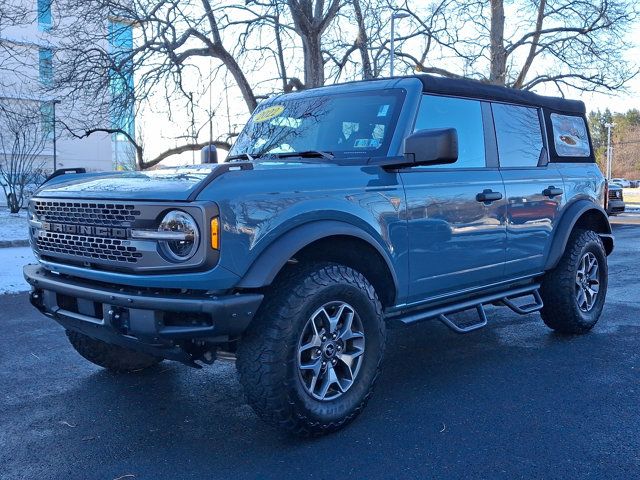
(24, 75), (613, 436)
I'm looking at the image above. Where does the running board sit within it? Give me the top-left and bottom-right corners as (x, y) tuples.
(390, 284), (542, 334)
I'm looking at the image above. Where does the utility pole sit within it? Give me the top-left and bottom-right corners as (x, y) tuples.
(390, 12), (409, 77)
(604, 122), (615, 180)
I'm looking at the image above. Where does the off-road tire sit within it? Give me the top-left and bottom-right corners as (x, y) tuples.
(66, 330), (162, 372)
(236, 263), (386, 436)
(540, 229), (608, 334)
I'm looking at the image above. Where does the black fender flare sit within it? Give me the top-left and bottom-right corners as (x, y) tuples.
(236, 220), (399, 294)
(544, 200), (613, 270)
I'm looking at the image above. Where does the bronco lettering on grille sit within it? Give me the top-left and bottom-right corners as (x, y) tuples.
(41, 222), (129, 239)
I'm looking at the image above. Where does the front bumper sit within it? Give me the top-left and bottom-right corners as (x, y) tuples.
(606, 199), (625, 215)
(24, 264), (263, 363)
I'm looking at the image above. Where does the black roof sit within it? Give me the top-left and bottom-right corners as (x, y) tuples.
(416, 75), (585, 115)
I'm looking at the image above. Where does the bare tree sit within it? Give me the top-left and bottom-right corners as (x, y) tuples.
(0, 103), (47, 213)
(458, 0), (638, 92)
(10, 0), (635, 172)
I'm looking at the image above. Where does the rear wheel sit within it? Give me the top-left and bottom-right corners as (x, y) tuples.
(66, 330), (162, 372)
(540, 229), (608, 334)
(236, 263), (385, 436)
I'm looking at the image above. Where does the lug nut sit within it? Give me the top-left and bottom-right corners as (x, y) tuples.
(322, 361), (327, 367)
(332, 359), (337, 365)
(337, 345), (342, 351)
(332, 333), (337, 340)
(321, 336), (327, 342)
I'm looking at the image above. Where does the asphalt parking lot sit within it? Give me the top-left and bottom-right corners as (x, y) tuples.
(2, 214), (639, 480)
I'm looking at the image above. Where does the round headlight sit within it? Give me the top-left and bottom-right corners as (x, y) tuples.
(158, 210), (200, 262)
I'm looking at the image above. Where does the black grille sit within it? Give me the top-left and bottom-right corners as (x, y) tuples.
(36, 231), (142, 263)
(33, 200), (140, 227)
(608, 190), (622, 200)
(31, 200), (144, 265)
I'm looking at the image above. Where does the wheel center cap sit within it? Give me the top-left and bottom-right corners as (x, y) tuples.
(323, 342), (337, 358)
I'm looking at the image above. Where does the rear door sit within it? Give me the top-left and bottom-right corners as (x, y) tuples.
(491, 103), (563, 277)
(401, 95), (507, 304)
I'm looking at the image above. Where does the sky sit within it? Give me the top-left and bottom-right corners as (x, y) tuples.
(560, 22), (640, 114)
(142, 9), (640, 166)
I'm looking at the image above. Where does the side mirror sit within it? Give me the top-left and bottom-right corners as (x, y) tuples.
(201, 144), (218, 164)
(404, 128), (458, 166)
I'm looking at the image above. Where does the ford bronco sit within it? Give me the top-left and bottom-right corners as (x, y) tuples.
(24, 75), (613, 436)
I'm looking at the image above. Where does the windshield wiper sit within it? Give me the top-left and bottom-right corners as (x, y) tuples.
(275, 150), (335, 161)
(227, 152), (258, 162)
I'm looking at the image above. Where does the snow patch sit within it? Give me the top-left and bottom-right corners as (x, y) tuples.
(0, 210), (29, 242)
(0, 247), (34, 294)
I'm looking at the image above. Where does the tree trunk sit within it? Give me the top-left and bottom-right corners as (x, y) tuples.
(489, 0), (507, 85)
(512, 0), (546, 89)
(353, 0), (373, 80)
(7, 193), (19, 213)
(302, 32), (324, 88)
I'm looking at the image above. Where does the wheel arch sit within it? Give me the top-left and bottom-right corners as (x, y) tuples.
(544, 200), (613, 270)
(236, 221), (399, 308)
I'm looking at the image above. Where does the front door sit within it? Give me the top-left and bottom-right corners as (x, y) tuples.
(402, 95), (507, 305)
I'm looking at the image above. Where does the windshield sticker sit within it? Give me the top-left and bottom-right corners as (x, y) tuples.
(253, 105), (285, 123)
(354, 138), (380, 148)
(377, 105), (390, 117)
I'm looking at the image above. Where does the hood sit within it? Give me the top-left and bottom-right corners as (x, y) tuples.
(34, 165), (221, 201)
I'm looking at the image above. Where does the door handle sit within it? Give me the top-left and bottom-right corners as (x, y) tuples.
(476, 189), (503, 204)
(543, 186), (563, 198)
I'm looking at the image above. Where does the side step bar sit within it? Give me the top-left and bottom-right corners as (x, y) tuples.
(390, 284), (543, 334)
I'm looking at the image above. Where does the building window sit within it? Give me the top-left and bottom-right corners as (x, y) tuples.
(37, 0), (52, 30)
(109, 20), (136, 170)
(108, 21), (134, 137)
(40, 102), (54, 139)
(39, 48), (53, 87)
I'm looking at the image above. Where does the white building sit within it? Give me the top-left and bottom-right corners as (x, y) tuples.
(0, 0), (135, 174)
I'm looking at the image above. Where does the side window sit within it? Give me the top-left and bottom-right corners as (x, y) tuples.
(492, 103), (543, 167)
(414, 95), (486, 168)
(550, 113), (590, 157)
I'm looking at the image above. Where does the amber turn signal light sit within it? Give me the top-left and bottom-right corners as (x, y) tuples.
(210, 217), (220, 250)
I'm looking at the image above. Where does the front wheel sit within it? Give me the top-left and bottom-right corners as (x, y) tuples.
(540, 229), (608, 334)
(236, 263), (386, 436)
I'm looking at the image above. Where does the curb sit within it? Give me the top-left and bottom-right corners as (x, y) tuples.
(0, 239), (30, 248)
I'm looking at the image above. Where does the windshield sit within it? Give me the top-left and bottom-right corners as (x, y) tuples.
(229, 89), (405, 159)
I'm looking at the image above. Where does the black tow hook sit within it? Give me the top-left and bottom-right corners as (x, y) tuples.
(30, 290), (44, 310)
(107, 307), (130, 334)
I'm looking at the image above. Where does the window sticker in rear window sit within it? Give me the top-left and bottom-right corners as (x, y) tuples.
(550, 113), (590, 157)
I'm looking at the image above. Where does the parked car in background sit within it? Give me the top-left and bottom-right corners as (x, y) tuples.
(607, 183), (625, 215)
(611, 178), (630, 188)
(630, 180), (640, 188)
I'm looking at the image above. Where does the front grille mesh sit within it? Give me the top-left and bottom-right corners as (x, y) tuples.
(33, 201), (141, 227)
(32, 200), (142, 265)
(608, 190), (622, 200)
(36, 232), (142, 263)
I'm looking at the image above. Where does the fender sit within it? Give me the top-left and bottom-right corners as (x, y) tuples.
(544, 199), (613, 270)
(236, 220), (399, 294)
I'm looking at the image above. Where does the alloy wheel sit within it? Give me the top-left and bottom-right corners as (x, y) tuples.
(575, 252), (600, 312)
(297, 301), (365, 401)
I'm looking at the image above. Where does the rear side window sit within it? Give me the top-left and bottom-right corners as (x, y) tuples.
(550, 113), (590, 157)
(414, 95), (486, 168)
(492, 104), (543, 168)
